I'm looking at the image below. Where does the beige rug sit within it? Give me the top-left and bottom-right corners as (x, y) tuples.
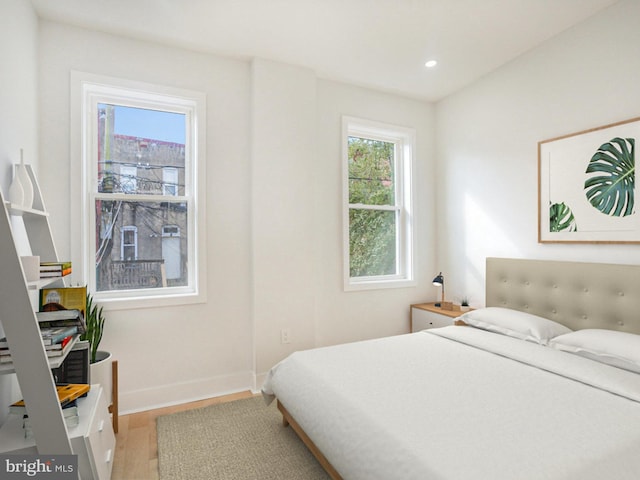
(156, 396), (331, 480)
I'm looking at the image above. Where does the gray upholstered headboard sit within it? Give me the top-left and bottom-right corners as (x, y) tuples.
(486, 257), (640, 334)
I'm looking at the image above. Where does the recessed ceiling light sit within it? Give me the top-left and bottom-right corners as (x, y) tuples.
(424, 60), (438, 68)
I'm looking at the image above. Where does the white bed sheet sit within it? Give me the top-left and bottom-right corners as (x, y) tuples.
(262, 326), (640, 480)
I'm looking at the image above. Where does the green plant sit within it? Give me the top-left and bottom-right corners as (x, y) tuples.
(81, 293), (105, 363)
(460, 296), (470, 307)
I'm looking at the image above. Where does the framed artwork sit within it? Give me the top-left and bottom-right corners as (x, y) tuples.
(538, 117), (639, 243)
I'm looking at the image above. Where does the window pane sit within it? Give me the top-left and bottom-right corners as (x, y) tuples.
(120, 166), (137, 193)
(163, 167), (179, 196)
(122, 229), (136, 245)
(348, 136), (395, 205)
(97, 104), (186, 195)
(95, 200), (188, 291)
(349, 209), (397, 277)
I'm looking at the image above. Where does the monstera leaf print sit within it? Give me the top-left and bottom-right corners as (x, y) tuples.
(584, 137), (635, 217)
(549, 202), (577, 232)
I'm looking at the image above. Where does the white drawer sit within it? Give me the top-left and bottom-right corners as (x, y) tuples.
(86, 389), (116, 480)
(411, 307), (454, 332)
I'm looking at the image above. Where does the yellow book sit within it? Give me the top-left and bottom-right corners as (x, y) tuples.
(11, 384), (90, 410)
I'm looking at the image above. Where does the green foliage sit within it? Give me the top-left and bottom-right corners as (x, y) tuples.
(80, 293), (105, 363)
(549, 202), (578, 232)
(349, 209), (396, 277)
(348, 137), (394, 205)
(584, 137), (635, 217)
(348, 136), (397, 277)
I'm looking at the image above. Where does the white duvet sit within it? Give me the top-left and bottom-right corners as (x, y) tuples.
(262, 326), (640, 480)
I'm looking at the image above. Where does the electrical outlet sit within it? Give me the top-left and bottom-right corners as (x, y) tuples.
(281, 328), (291, 344)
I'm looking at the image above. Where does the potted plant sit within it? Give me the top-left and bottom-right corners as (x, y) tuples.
(460, 296), (471, 312)
(81, 292), (106, 364)
(81, 293), (113, 401)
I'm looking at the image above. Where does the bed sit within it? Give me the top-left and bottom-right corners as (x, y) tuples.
(262, 258), (640, 479)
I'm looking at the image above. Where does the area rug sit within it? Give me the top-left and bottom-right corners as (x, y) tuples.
(156, 396), (331, 480)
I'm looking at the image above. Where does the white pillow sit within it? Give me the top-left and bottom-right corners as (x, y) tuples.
(459, 307), (572, 345)
(550, 329), (640, 374)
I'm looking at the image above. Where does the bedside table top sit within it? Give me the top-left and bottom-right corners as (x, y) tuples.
(411, 302), (472, 319)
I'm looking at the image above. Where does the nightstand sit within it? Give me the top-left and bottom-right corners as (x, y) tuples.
(410, 302), (471, 333)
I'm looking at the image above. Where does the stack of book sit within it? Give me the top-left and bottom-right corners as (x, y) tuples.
(39, 261), (72, 278)
(23, 401), (80, 438)
(36, 309), (86, 335)
(9, 384), (90, 438)
(0, 310), (85, 364)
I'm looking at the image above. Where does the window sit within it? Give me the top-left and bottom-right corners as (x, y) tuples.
(73, 72), (206, 306)
(163, 167), (178, 196)
(121, 226), (137, 260)
(119, 165), (137, 194)
(343, 117), (415, 290)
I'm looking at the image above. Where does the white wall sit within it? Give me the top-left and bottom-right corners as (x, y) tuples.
(0, 0), (39, 191)
(38, 22), (255, 412)
(36, 21), (435, 412)
(435, 0), (640, 308)
(0, 0), (40, 423)
(314, 80), (436, 347)
(251, 59), (318, 379)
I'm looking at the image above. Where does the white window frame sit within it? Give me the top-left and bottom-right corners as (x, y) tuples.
(120, 226), (138, 260)
(70, 71), (207, 309)
(162, 167), (178, 196)
(342, 116), (415, 291)
(119, 165), (138, 194)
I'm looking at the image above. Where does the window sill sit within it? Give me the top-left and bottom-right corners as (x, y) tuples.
(344, 278), (416, 292)
(95, 289), (206, 311)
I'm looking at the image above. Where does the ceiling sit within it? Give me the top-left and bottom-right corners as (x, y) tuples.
(30, 0), (619, 102)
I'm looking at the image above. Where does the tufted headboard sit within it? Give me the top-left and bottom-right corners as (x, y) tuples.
(486, 257), (640, 334)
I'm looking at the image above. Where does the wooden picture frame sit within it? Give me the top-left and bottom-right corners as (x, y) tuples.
(538, 117), (639, 243)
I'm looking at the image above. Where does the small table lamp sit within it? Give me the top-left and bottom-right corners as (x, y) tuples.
(432, 272), (445, 307)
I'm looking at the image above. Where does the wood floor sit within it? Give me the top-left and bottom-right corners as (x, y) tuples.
(111, 390), (255, 480)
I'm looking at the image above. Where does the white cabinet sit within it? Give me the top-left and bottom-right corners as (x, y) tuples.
(410, 303), (469, 332)
(0, 386), (116, 480)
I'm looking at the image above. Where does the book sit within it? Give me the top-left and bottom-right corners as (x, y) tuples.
(40, 286), (87, 319)
(0, 348), (11, 364)
(40, 325), (78, 346)
(24, 411), (80, 438)
(39, 261), (72, 272)
(40, 268), (72, 278)
(45, 350), (63, 358)
(45, 335), (74, 351)
(9, 384), (90, 411)
(25, 414), (79, 428)
(0, 335), (75, 363)
(12, 399), (79, 417)
(36, 309), (86, 335)
(36, 309), (83, 322)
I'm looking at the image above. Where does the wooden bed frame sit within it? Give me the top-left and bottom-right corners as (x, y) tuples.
(277, 400), (343, 480)
(275, 257), (640, 478)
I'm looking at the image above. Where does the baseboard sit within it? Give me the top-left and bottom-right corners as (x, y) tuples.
(119, 370), (256, 414)
(254, 371), (269, 391)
